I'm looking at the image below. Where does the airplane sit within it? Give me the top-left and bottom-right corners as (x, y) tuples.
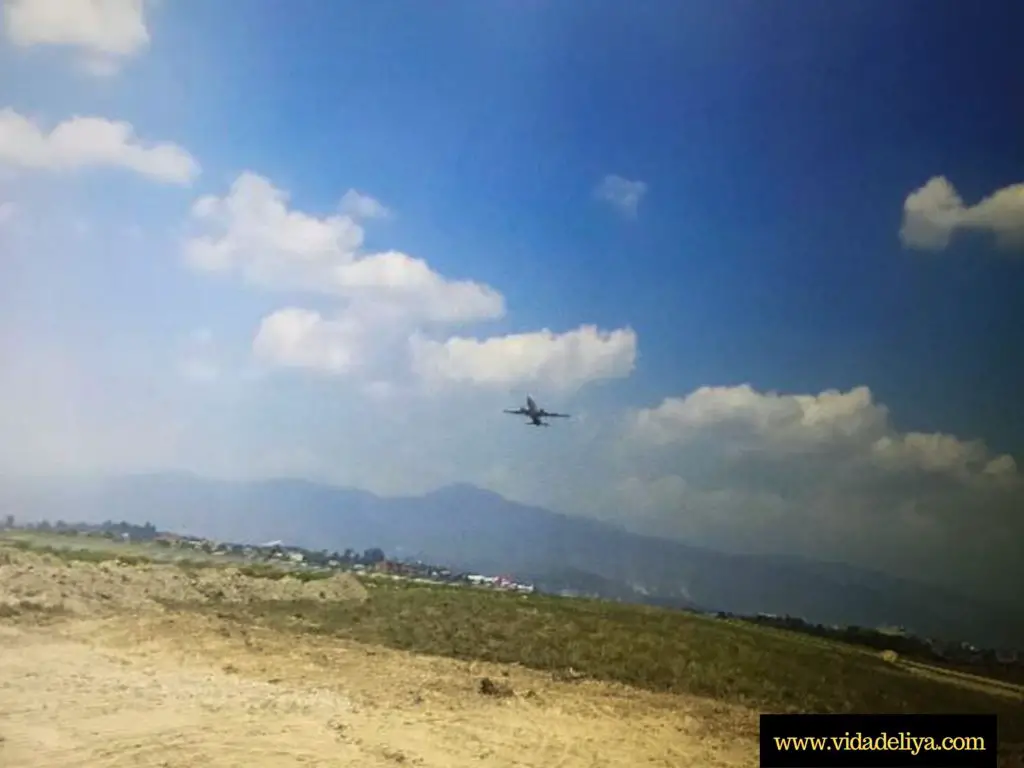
(503, 395), (570, 427)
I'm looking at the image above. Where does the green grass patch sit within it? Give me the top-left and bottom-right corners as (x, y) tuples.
(1, 538), (153, 565)
(206, 578), (1023, 740)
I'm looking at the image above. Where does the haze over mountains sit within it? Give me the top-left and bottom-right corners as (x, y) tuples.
(2, 472), (1019, 649)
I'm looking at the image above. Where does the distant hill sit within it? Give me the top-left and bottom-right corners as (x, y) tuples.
(2, 472), (1020, 647)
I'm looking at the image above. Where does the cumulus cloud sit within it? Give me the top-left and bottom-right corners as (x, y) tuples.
(871, 432), (1015, 478)
(594, 174), (648, 218)
(0, 109), (199, 184)
(633, 385), (889, 452)
(252, 309), (363, 375)
(410, 325), (638, 392)
(631, 384), (1015, 479)
(185, 173), (637, 394)
(900, 176), (1024, 251)
(183, 172), (502, 323)
(3, 0), (150, 75)
(619, 383), (1021, 601)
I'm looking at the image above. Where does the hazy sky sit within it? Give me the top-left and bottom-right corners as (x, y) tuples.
(1, 0), (1022, 605)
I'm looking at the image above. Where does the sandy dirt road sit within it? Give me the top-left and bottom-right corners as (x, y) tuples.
(0, 612), (758, 767)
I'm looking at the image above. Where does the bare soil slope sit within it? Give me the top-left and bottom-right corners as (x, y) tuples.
(0, 548), (367, 615)
(0, 551), (758, 767)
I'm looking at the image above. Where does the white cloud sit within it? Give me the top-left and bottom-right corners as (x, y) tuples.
(981, 454), (1018, 477)
(900, 176), (1024, 251)
(184, 172), (502, 323)
(618, 383), (1022, 600)
(631, 383), (1014, 480)
(410, 325), (638, 392)
(0, 109), (199, 184)
(632, 385), (889, 452)
(186, 173), (639, 395)
(252, 309), (363, 375)
(3, 0), (150, 75)
(870, 432), (1015, 478)
(594, 174), (648, 218)
(339, 189), (391, 220)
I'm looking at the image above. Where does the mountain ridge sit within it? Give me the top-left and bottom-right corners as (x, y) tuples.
(1, 472), (1019, 647)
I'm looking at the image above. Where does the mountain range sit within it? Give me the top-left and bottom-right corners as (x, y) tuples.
(1, 472), (1020, 648)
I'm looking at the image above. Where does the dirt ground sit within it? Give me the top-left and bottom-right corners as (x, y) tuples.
(0, 552), (759, 767)
(0, 547), (369, 614)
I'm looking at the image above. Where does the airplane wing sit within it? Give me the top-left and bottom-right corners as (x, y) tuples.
(539, 410), (570, 418)
(503, 408), (527, 415)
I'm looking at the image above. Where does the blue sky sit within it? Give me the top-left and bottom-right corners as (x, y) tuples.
(1, 0), (1022, 605)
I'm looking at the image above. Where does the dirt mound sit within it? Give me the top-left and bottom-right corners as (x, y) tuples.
(0, 548), (367, 616)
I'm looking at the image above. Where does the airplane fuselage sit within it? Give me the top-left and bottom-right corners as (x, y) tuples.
(524, 396), (541, 423)
(503, 395), (569, 427)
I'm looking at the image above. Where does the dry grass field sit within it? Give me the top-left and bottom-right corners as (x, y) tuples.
(1, 533), (1021, 766)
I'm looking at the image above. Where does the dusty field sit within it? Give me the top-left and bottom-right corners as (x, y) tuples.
(0, 547), (368, 615)
(0, 550), (758, 767)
